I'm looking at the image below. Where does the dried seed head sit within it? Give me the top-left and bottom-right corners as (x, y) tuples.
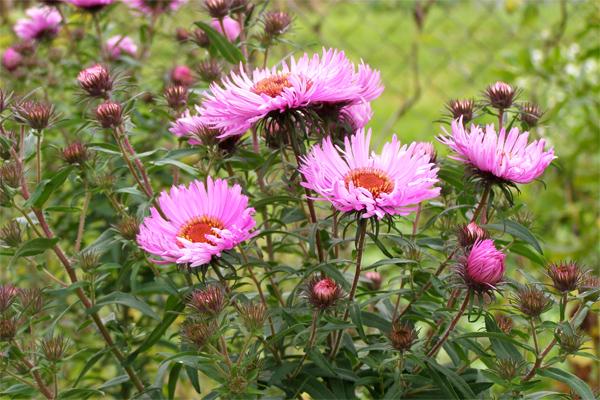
(13, 100), (55, 130)
(456, 222), (489, 248)
(547, 261), (585, 293)
(197, 59), (222, 83)
(0, 318), (17, 341)
(95, 101), (122, 129)
(164, 85), (188, 110)
(18, 288), (43, 315)
(494, 313), (513, 334)
(446, 98), (474, 123)
(0, 285), (19, 313)
(556, 325), (586, 355)
(364, 271), (382, 291)
(187, 285), (225, 316)
(514, 285), (552, 318)
(204, 0), (231, 19)
(484, 81), (517, 110)
(0, 220), (22, 247)
(263, 11), (292, 38)
(304, 276), (345, 309)
(77, 64), (113, 98)
(77, 251), (100, 272)
(175, 27), (190, 42)
(388, 322), (418, 352)
(181, 320), (217, 349)
(192, 29), (210, 48)
(238, 302), (267, 332)
(40, 335), (69, 362)
(0, 162), (22, 188)
(520, 102), (544, 127)
(116, 215), (140, 240)
(61, 141), (89, 165)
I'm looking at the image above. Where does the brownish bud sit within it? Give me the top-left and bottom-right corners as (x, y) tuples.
(388, 322), (418, 352)
(230, 0), (250, 14)
(187, 285), (225, 316)
(181, 320), (217, 349)
(494, 313), (513, 334)
(0, 220), (22, 247)
(364, 271), (382, 291)
(556, 324), (586, 355)
(77, 64), (113, 98)
(95, 101), (122, 129)
(547, 261), (584, 293)
(175, 27), (190, 42)
(238, 302), (267, 332)
(0, 285), (19, 313)
(18, 288), (43, 315)
(446, 98), (474, 123)
(116, 215), (140, 240)
(457, 222), (489, 248)
(197, 59), (222, 83)
(61, 141), (89, 165)
(303, 276), (344, 309)
(13, 100), (55, 130)
(0, 162), (22, 188)
(263, 11), (292, 37)
(519, 102), (544, 127)
(0, 318), (17, 341)
(514, 285), (552, 318)
(164, 85), (188, 110)
(192, 29), (210, 48)
(217, 135), (241, 155)
(40, 335), (69, 362)
(494, 358), (526, 380)
(204, 0), (231, 19)
(484, 81), (518, 110)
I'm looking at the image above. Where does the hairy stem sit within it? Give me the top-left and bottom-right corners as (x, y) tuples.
(290, 309), (320, 379)
(74, 179), (91, 253)
(471, 184), (491, 224)
(426, 293), (470, 358)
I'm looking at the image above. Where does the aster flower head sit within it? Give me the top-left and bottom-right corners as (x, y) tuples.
(456, 222), (489, 248)
(446, 98), (474, 123)
(439, 118), (556, 185)
(513, 284), (552, 318)
(164, 85), (188, 110)
(13, 100), (55, 130)
(77, 64), (112, 98)
(137, 178), (256, 268)
(67, 0), (114, 11)
(169, 108), (223, 146)
(457, 239), (505, 292)
(95, 101), (122, 128)
(304, 275), (345, 309)
(547, 261), (585, 293)
(520, 102), (544, 127)
(198, 48), (383, 139)
(388, 322), (418, 352)
(2, 48), (23, 72)
(300, 129), (440, 219)
(211, 16), (241, 42)
(187, 285), (225, 316)
(485, 81), (518, 110)
(105, 36), (138, 59)
(123, 0), (187, 15)
(14, 6), (62, 41)
(62, 141), (89, 165)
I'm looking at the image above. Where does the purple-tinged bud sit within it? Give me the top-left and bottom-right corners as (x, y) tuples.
(446, 99), (474, 123)
(203, 0), (231, 19)
(175, 27), (190, 42)
(388, 322), (418, 352)
(519, 102), (544, 127)
(513, 285), (552, 318)
(192, 29), (210, 48)
(61, 141), (89, 165)
(263, 11), (292, 38)
(13, 100), (55, 130)
(457, 222), (489, 248)
(457, 239), (505, 292)
(547, 261), (584, 293)
(485, 81), (518, 110)
(0, 221), (22, 248)
(187, 285), (225, 316)
(2, 48), (23, 72)
(18, 288), (43, 315)
(40, 335), (69, 362)
(164, 85), (188, 110)
(494, 313), (513, 334)
(181, 320), (217, 349)
(0, 162), (22, 188)
(304, 276), (344, 309)
(364, 271), (382, 291)
(0, 318), (17, 341)
(116, 215), (140, 240)
(170, 65), (194, 87)
(0, 285), (19, 313)
(95, 101), (122, 129)
(77, 64), (113, 98)
(197, 59), (222, 83)
(238, 302), (267, 332)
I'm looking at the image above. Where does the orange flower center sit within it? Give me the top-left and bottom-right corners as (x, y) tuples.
(179, 216), (224, 245)
(252, 74), (292, 97)
(344, 168), (394, 198)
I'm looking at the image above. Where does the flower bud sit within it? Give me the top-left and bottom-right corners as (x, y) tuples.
(116, 215), (140, 240)
(411, 141), (437, 163)
(364, 271), (382, 291)
(0, 162), (22, 188)
(484, 81), (517, 110)
(263, 11), (292, 38)
(18, 288), (43, 315)
(77, 64), (112, 98)
(0, 90), (10, 113)
(192, 29), (210, 48)
(217, 135), (240, 155)
(494, 313), (513, 334)
(556, 324), (586, 355)
(204, 0), (231, 19)
(61, 141), (89, 165)
(457, 239), (505, 292)
(519, 102), (543, 127)
(197, 59), (222, 83)
(77, 251), (100, 272)
(239, 302), (267, 332)
(494, 359), (525, 380)
(456, 222), (489, 248)
(0, 285), (19, 313)
(446, 99), (474, 123)
(13, 100), (55, 130)
(40, 335), (68, 362)
(175, 27), (190, 43)
(230, 0), (250, 14)
(579, 275), (600, 301)
(0, 220), (22, 247)
(95, 101), (122, 129)
(181, 320), (217, 349)
(164, 85), (188, 111)
(187, 285), (225, 316)
(388, 322), (418, 352)
(2, 48), (23, 72)
(0, 318), (17, 341)
(514, 285), (552, 318)
(547, 261), (584, 293)
(170, 65), (194, 87)
(304, 276), (344, 309)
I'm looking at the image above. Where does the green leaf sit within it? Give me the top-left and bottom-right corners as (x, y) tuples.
(97, 374), (129, 390)
(425, 359), (476, 399)
(538, 367), (595, 400)
(151, 159), (198, 176)
(194, 21), (245, 64)
(185, 365), (202, 394)
(307, 348), (338, 377)
(485, 220), (543, 254)
(14, 237), (59, 258)
(89, 291), (160, 320)
(425, 360), (460, 399)
(24, 166), (73, 208)
(58, 388), (104, 399)
(168, 363), (183, 399)
(74, 348), (110, 387)
(484, 314), (523, 361)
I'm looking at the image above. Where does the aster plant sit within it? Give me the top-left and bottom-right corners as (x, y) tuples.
(0, 1), (596, 400)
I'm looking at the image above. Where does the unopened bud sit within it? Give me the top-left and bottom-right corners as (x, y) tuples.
(187, 285), (225, 316)
(457, 222), (489, 248)
(446, 99), (474, 123)
(175, 27), (190, 43)
(197, 59), (222, 83)
(78, 251), (100, 272)
(579, 275), (600, 301)
(170, 65), (194, 87)
(0, 162), (22, 188)
(204, 0), (231, 19)
(217, 135), (241, 155)
(116, 215), (140, 240)
(304, 276), (344, 309)
(547, 261), (584, 293)
(556, 324), (586, 355)
(18, 288), (43, 315)
(494, 313), (513, 334)
(192, 29), (210, 48)
(520, 102), (543, 127)
(62, 141), (89, 165)
(364, 271), (382, 291)
(0, 221), (22, 247)
(388, 322), (418, 352)
(485, 81), (517, 110)
(0, 318), (17, 341)
(494, 358), (525, 380)
(95, 101), (122, 129)
(77, 64), (112, 98)
(263, 11), (292, 38)
(164, 85), (188, 110)
(40, 335), (68, 362)
(13, 100), (55, 130)
(181, 320), (217, 349)
(0, 285), (19, 313)
(239, 302), (267, 332)
(514, 285), (552, 318)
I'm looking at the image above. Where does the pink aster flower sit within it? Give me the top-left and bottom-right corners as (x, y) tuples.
(137, 178), (256, 267)
(461, 239), (505, 290)
(439, 118), (556, 184)
(123, 0), (187, 15)
(169, 108), (223, 145)
(105, 35), (138, 59)
(211, 16), (241, 42)
(198, 48), (383, 138)
(2, 48), (23, 72)
(14, 6), (62, 41)
(300, 129), (440, 219)
(67, 0), (114, 11)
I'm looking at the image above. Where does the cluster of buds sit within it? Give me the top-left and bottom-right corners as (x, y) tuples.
(513, 285), (552, 318)
(13, 100), (55, 130)
(0, 220), (22, 248)
(303, 276), (345, 310)
(164, 85), (188, 111)
(484, 81), (519, 110)
(445, 98), (475, 123)
(187, 285), (226, 316)
(95, 101), (122, 129)
(61, 141), (89, 166)
(77, 64), (113, 98)
(456, 222), (489, 248)
(364, 271), (382, 291)
(547, 261), (585, 293)
(388, 322), (418, 352)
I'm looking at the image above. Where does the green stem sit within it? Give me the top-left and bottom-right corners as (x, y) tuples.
(290, 309), (320, 379)
(471, 184), (491, 224)
(426, 293), (470, 359)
